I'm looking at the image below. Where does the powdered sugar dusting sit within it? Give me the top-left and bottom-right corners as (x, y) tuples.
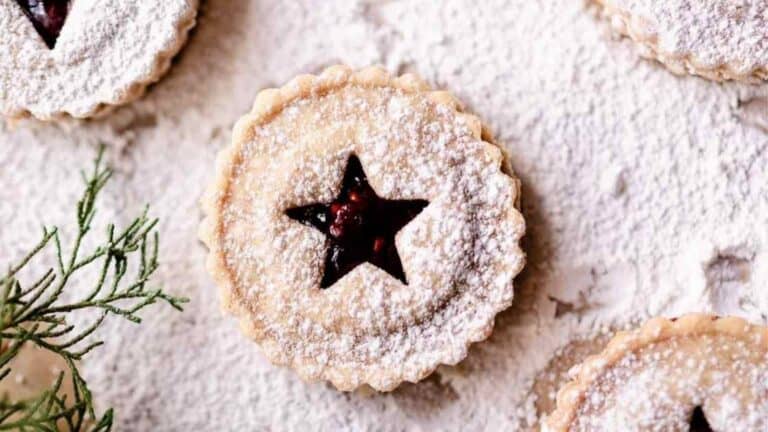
(571, 333), (768, 431)
(0, 0), (197, 119)
(1, 0), (768, 429)
(597, 0), (768, 79)
(213, 82), (524, 390)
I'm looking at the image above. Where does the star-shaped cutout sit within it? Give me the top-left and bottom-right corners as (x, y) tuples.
(689, 406), (713, 432)
(285, 155), (429, 289)
(14, 0), (71, 49)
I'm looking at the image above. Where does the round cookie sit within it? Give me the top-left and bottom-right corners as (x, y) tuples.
(593, 0), (768, 82)
(546, 314), (768, 431)
(0, 0), (198, 120)
(199, 65), (526, 391)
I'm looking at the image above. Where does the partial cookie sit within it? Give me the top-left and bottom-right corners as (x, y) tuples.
(199, 65), (526, 391)
(0, 0), (199, 120)
(593, 0), (768, 82)
(0, 343), (73, 403)
(532, 333), (612, 430)
(545, 314), (768, 431)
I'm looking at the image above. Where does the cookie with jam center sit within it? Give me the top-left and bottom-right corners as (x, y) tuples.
(0, 0), (198, 120)
(545, 314), (768, 431)
(199, 65), (526, 391)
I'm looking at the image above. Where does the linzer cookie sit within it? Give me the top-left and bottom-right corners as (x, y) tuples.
(593, 0), (768, 82)
(545, 314), (768, 431)
(0, 0), (198, 120)
(199, 65), (526, 391)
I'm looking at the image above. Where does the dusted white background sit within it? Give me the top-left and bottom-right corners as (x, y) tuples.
(2, 1), (767, 430)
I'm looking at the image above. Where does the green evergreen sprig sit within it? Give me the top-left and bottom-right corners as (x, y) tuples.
(0, 148), (188, 431)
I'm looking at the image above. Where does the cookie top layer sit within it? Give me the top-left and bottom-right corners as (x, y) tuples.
(546, 315), (768, 431)
(199, 66), (526, 391)
(595, 0), (768, 81)
(0, 0), (198, 120)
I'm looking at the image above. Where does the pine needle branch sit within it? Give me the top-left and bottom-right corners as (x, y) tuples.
(0, 146), (188, 431)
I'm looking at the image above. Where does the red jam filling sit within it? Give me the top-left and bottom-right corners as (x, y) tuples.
(15, 0), (70, 49)
(689, 406), (712, 432)
(285, 155), (428, 288)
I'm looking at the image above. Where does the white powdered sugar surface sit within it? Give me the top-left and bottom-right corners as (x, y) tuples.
(1, 0), (768, 430)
